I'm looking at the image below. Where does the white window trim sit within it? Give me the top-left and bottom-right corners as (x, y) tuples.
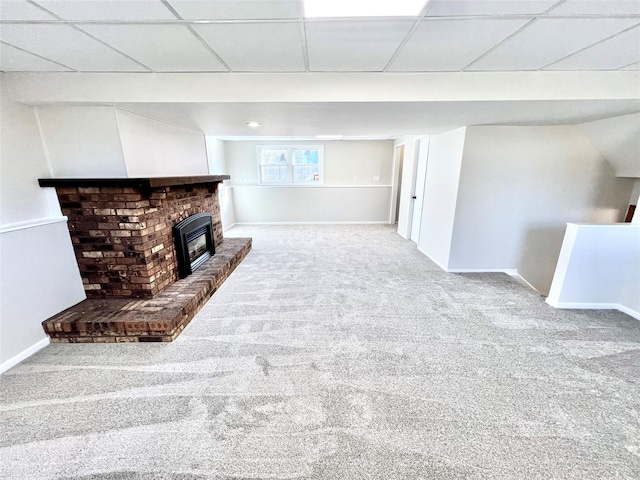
(257, 145), (324, 186)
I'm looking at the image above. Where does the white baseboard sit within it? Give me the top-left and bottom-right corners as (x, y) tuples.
(545, 300), (640, 321)
(0, 337), (50, 374)
(223, 223), (237, 232)
(446, 268), (518, 274)
(411, 254), (542, 294)
(233, 221), (389, 225)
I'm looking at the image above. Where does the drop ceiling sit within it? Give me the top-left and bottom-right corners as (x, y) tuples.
(0, 0), (638, 73)
(1, 1), (639, 137)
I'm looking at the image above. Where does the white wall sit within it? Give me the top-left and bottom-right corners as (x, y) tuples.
(35, 106), (209, 178)
(117, 110), (208, 177)
(620, 244), (640, 316)
(224, 140), (394, 224)
(547, 224), (639, 319)
(447, 125), (633, 294)
(629, 180), (640, 222)
(0, 90), (64, 225)
(578, 112), (640, 178)
(35, 105), (127, 178)
(205, 136), (236, 230)
(416, 127), (466, 269)
(0, 78), (85, 370)
(1, 221), (86, 370)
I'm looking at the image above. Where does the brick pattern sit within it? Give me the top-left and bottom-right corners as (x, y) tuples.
(43, 237), (252, 342)
(55, 183), (224, 298)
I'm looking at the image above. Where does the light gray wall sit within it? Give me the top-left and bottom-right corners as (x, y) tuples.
(416, 128), (466, 269)
(577, 112), (640, 178)
(224, 140), (394, 223)
(205, 136), (236, 229)
(448, 125), (634, 294)
(0, 80), (85, 368)
(226, 140), (393, 186)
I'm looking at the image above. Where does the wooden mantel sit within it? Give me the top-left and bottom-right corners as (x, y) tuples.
(38, 175), (230, 191)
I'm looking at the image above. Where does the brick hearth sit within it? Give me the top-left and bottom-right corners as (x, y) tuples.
(42, 237), (251, 342)
(38, 176), (251, 342)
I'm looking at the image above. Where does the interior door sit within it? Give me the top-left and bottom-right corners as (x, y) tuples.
(410, 137), (430, 244)
(393, 145), (404, 224)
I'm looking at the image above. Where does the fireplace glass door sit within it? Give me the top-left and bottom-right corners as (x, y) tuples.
(173, 212), (215, 278)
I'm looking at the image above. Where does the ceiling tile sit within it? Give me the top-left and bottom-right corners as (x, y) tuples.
(33, 0), (177, 21)
(0, 0), (57, 20)
(306, 20), (414, 72)
(468, 17), (640, 70)
(193, 22), (304, 72)
(0, 42), (72, 71)
(426, 0), (559, 16)
(167, 0), (299, 20)
(545, 25), (640, 70)
(548, 0), (640, 15)
(79, 24), (227, 72)
(0, 24), (147, 71)
(389, 18), (529, 71)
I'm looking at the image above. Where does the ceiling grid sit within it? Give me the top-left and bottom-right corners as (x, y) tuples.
(0, 0), (638, 73)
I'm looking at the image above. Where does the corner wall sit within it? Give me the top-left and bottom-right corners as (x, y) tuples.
(116, 110), (208, 177)
(35, 105), (127, 177)
(0, 79), (86, 371)
(34, 106), (209, 178)
(416, 128), (466, 269)
(206, 136), (236, 230)
(577, 112), (640, 178)
(448, 125), (633, 294)
(547, 224), (639, 319)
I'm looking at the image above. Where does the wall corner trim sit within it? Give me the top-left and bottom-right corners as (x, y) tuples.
(0, 337), (50, 374)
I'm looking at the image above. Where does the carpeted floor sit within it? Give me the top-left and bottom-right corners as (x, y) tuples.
(2, 224), (640, 479)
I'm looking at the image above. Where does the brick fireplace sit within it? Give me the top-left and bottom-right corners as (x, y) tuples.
(38, 176), (251, 342)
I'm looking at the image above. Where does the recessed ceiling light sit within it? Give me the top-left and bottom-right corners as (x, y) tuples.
(303, 0), (427, 18)
(246, 121), (261, 128)
(316, 135), (344, 139)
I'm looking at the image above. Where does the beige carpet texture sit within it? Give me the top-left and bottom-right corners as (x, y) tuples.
(2, 225), (639, 479)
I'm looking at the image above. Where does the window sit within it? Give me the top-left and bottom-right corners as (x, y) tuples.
(258, 145), (324, 185)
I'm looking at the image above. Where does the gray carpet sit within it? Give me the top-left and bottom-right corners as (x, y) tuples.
(2, 224), (640, 479)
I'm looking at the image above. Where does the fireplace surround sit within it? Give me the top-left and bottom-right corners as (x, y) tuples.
(38, 175), (251, 342)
